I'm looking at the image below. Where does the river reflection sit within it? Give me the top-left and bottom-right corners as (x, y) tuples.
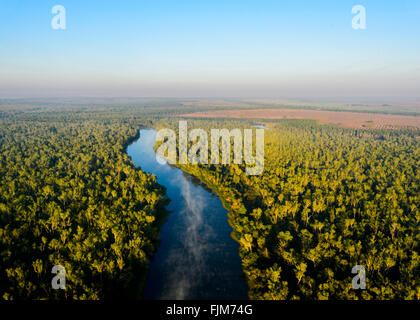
(127, 129), (248, 300)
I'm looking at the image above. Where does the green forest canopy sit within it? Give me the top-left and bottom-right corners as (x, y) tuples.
(0, 103), (419, 300)
(165, 118), (419, 300)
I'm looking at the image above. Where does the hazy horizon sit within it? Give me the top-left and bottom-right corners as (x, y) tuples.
(1, 0), (419, 98)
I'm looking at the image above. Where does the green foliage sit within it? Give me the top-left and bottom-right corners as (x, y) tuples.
(175, 119), (420, 300)
(0, 119), (166, 299)
(1, 101), (419, 300)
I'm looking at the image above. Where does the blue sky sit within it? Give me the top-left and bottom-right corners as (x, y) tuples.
(0, 0), (419, 99)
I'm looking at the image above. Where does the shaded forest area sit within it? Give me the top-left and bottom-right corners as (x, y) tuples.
(0, 107), (168, 299)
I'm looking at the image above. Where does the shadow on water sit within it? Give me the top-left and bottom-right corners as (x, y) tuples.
(126, 129), (248, 300)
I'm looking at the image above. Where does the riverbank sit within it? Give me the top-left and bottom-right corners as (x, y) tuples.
(126, 128), (248, 299)
(123, 128), (171, 300)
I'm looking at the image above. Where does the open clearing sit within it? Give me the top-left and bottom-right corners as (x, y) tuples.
(180, 108), (420, 129)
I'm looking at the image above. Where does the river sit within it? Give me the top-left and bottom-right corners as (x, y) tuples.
(126, 129), (248, 300)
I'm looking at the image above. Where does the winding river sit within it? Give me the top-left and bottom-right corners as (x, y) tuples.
(127, 129), (248, 300)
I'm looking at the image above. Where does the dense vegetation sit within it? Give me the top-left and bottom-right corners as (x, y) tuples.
(0, 101), (419, 300)
(0, 117), (167, 299)
(168, 118), (420, 300)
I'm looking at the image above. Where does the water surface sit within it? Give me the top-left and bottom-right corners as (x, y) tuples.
(127, 129), (248, 300)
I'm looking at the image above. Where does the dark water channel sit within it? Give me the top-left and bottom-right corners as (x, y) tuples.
(127, 129), (248, 300)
